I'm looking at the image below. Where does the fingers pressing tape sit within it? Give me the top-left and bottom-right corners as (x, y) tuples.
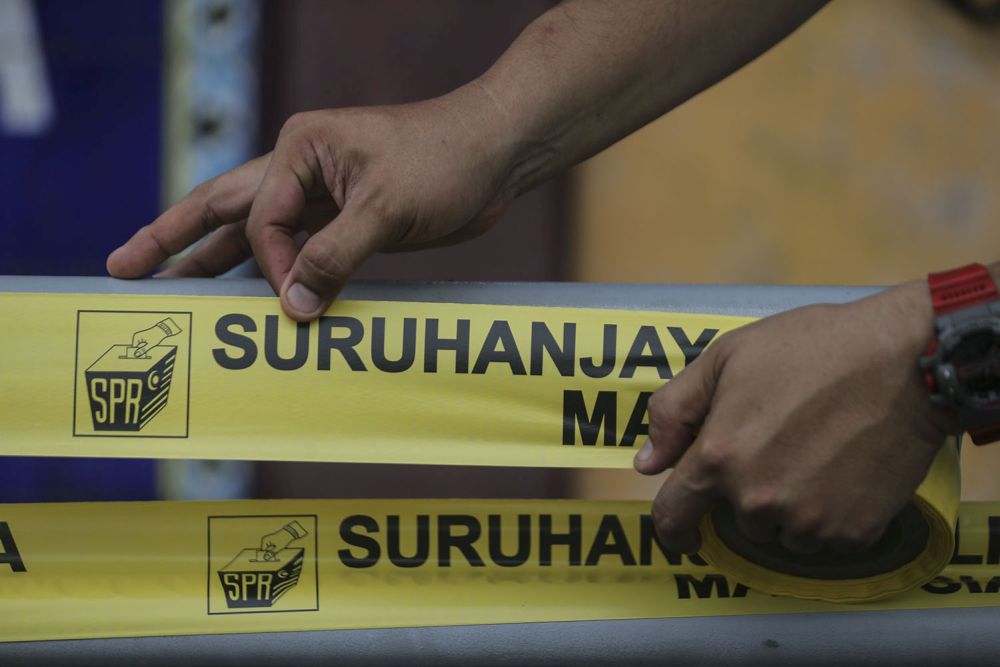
(635, 350), (720, 475)
(280, 204), (390, 321)
(652, 450), (720, 554)
(245, 146), (316, 295)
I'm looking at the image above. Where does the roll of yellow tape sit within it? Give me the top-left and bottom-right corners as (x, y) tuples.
(698, 437), (961, 603)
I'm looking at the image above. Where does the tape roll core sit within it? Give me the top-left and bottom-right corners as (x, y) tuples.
(710, 501), (930, 580)
(698, 439), (962, 603)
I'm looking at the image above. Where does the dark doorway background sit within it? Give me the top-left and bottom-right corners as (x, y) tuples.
(254, 0), (571, 499)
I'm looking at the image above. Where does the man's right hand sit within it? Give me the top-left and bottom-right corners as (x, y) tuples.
(106, 83), (517, 321)
(107, 0), (828, 323)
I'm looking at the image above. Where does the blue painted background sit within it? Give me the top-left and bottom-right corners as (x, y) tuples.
(0, 0), (163, 501)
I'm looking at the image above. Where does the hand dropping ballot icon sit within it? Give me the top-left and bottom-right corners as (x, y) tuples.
(84, 318), (182, 431)
(218, 521), (309, 609)
(208, 514), (318, 615)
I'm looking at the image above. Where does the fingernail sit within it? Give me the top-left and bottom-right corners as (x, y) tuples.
(635, 440), (653, 463)
(287, 282), (320, 313)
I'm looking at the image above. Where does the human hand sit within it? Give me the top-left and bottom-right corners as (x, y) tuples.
(129, 317), (181, 358)
(634, 280), (957, 555)
(259, 520), (308, 561)
(107, 83), (518, 321)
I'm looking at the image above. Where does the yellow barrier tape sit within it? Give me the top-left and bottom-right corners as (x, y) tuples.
(0, 499), (997, 643)
(0, 292), (967, 603)
(0, 292), (753, 466)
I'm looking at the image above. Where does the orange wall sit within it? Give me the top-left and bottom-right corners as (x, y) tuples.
(569, 0), (1000, 499)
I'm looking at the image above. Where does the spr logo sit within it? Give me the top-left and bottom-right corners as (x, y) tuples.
(207, 515), (319, 615)
(73, 310), (192, 438)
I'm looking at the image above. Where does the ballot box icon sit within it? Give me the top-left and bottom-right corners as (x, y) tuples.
(74, 312), (190, 438)
(207, 516), (317, 615)
(82, 316), (184, 432)
(85, 344), (177, 431)
(218, 548), (305, 609)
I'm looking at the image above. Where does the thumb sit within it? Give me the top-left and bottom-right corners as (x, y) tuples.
(280, 203), (390, 321)
(634, 347), (721, 475)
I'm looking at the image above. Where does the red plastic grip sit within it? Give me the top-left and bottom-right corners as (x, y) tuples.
(927, 263), (998, 315)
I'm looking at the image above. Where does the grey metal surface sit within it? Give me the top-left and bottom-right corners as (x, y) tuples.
(5, 275), (982, 667)
(0, 275), (879, 317)
(1, 607), (997, 666)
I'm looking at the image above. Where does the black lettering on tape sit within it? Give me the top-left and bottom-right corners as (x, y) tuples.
(562, 391), (617, 446)
(213, 314), (257, 370)
(372, 317), (417, 373)
(922, 576), (962, 595)
(562, 391), (653, 447)
(338, 515), (380, 568)
(529, 322), (576, 377)
(667, 327), (719, 366)
(961, 575), (983, 594)
(0, 522), (25, 573)
(264, 316), (309, 371)
(424, 319), (470, 374)
(318, 316), (367, 371)
(580, 325), (616, 379)
(472, 320), (526, 376)
(675, 574), (748, 600)
(585, 515), (636, 566)
(539, 514), (582, 566)
(988, 516), (1000, 565)
(387, 515), (429, 568)
(950, 525), (983, 565)
(620, 391), (652, 448)
(437, 515), (484, 567)
(488, 514), (531, 567)
(620, 326), (672, 380)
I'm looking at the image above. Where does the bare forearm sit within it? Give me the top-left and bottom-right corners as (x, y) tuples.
(476, 0), (828, 196)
